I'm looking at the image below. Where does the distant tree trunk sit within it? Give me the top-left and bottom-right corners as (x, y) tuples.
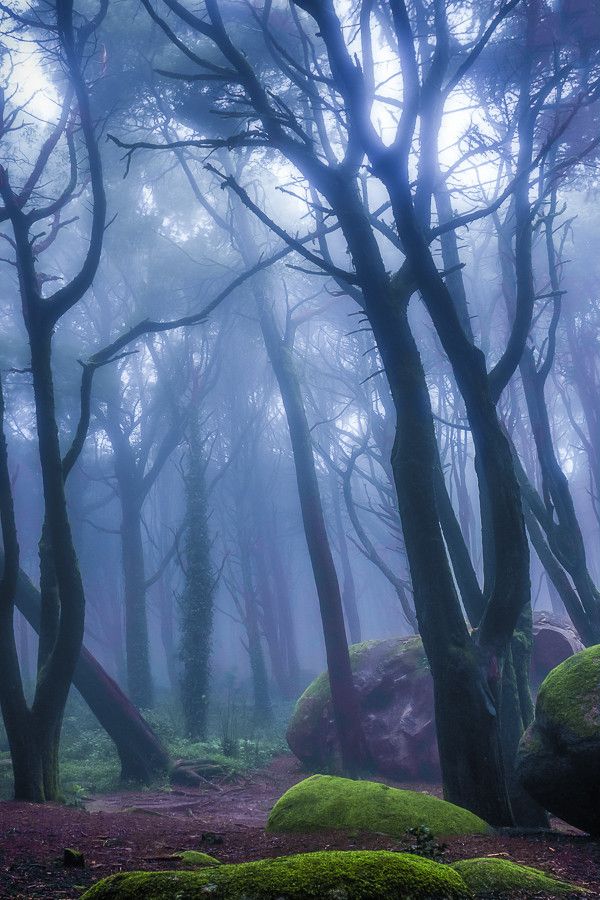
(252, 535), (293, 699)
(238, 524), (272, 726)
(341, 449), (417, 631)
(227, 196), (368, 769)
(179, 424), (214, 740)
(158, 581), (177, 692)
(329, 470), (361, 644)
(103, 389), (154, 709)
(265, 512), (302, 698)
(495, 210), (600, 643)
(120, 491), (154, 708)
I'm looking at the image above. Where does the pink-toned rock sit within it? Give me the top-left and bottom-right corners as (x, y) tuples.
(287, 615), (583, 782)
(287, 636), (438, 781)
(531, 612), (584, 691)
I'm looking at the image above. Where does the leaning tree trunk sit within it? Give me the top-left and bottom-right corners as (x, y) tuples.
(11, 561), (171, 782)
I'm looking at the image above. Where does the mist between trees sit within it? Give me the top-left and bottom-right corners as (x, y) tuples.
(0, 0), (598, 829)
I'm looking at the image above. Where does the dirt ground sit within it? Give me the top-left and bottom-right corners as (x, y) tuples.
(0, 756), (598, 898)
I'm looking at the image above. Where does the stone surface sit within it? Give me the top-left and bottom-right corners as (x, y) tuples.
(287, 616), (583, 782)
(287, 636), (437, 781)
(517, 644), (600, 835)
(531, 612), (584, 691)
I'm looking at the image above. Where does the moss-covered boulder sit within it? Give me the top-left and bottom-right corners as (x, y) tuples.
(453, 858), (583, 897)
(517, 645), (600, 834)
(289, 621), (579, 782)
(80, 850), (471, 898)
(266, 774), (489, 837)
(287, 636), (439, 780)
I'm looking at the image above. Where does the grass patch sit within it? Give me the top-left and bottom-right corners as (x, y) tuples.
(0, 690), (292, 802)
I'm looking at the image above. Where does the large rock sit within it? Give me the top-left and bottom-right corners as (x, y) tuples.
(287, 636), (438, 780)
(531, 612), (584, 691)
(266, 774), (490, 837)
(517, 644), (600, 834)
(288, 617), (582, 782)
(81, 850), (472, 899)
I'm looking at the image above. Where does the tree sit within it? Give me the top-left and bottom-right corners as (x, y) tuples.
(122, 0), (599, 824)
(0, 0), (107, 800)
(179, 417), (215, 740)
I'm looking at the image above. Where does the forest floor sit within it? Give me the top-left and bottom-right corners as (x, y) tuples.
(0, 755), (598, 898)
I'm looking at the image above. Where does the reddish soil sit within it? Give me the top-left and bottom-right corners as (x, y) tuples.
(0, 756), (598, 898)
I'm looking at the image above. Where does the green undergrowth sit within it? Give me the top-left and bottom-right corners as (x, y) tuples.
(80, 850), (471, 899)
(452, 857), (584, 897)
(267, 774), (490, 837)
(0, 691), (292, 802)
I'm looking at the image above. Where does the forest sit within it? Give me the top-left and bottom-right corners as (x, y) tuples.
(0, 0), (599, 897)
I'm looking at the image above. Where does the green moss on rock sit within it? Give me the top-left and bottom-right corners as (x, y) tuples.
(453, 857), (583, 897)
(172, 850), (221, 866)
(294, 637), (426, 712)
(80, 850), (471, 899)
(538, 645), (600, 739)
(266, 775), (489, 837)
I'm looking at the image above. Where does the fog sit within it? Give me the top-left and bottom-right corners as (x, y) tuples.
(0, 0), (599, 852)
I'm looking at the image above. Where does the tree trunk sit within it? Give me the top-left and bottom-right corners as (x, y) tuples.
(252, 536), (293, 699)
(179, 428), (214, 740)
(328, 179), (514, 823)
(266, 513), (302, 698)
(12, 561), (171, 782)
(120, 491), (154, 708)
(329, 470), (361, 644)
(27, 323), (87, 800)
(238, 527), (272, 726)
(259, 297), (370, 773)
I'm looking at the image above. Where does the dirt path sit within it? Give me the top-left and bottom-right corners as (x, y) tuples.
(84, 755), (304, 828)
(1, 756), (599, 898)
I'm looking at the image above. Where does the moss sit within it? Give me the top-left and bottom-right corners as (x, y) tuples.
(453, 857), (584, 897)
(294, 637), (427, 712)
(80, 850), (471, 898)
(266, 775), (489, 837)
(538, 645), (600, 738)
(172, 850), (221, 866)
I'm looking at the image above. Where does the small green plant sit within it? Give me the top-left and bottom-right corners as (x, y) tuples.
(405, 825), (447, 862)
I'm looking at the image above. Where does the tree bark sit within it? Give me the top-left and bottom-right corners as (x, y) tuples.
(259, 296), (370, 773)
(12, 561), (171, 782)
